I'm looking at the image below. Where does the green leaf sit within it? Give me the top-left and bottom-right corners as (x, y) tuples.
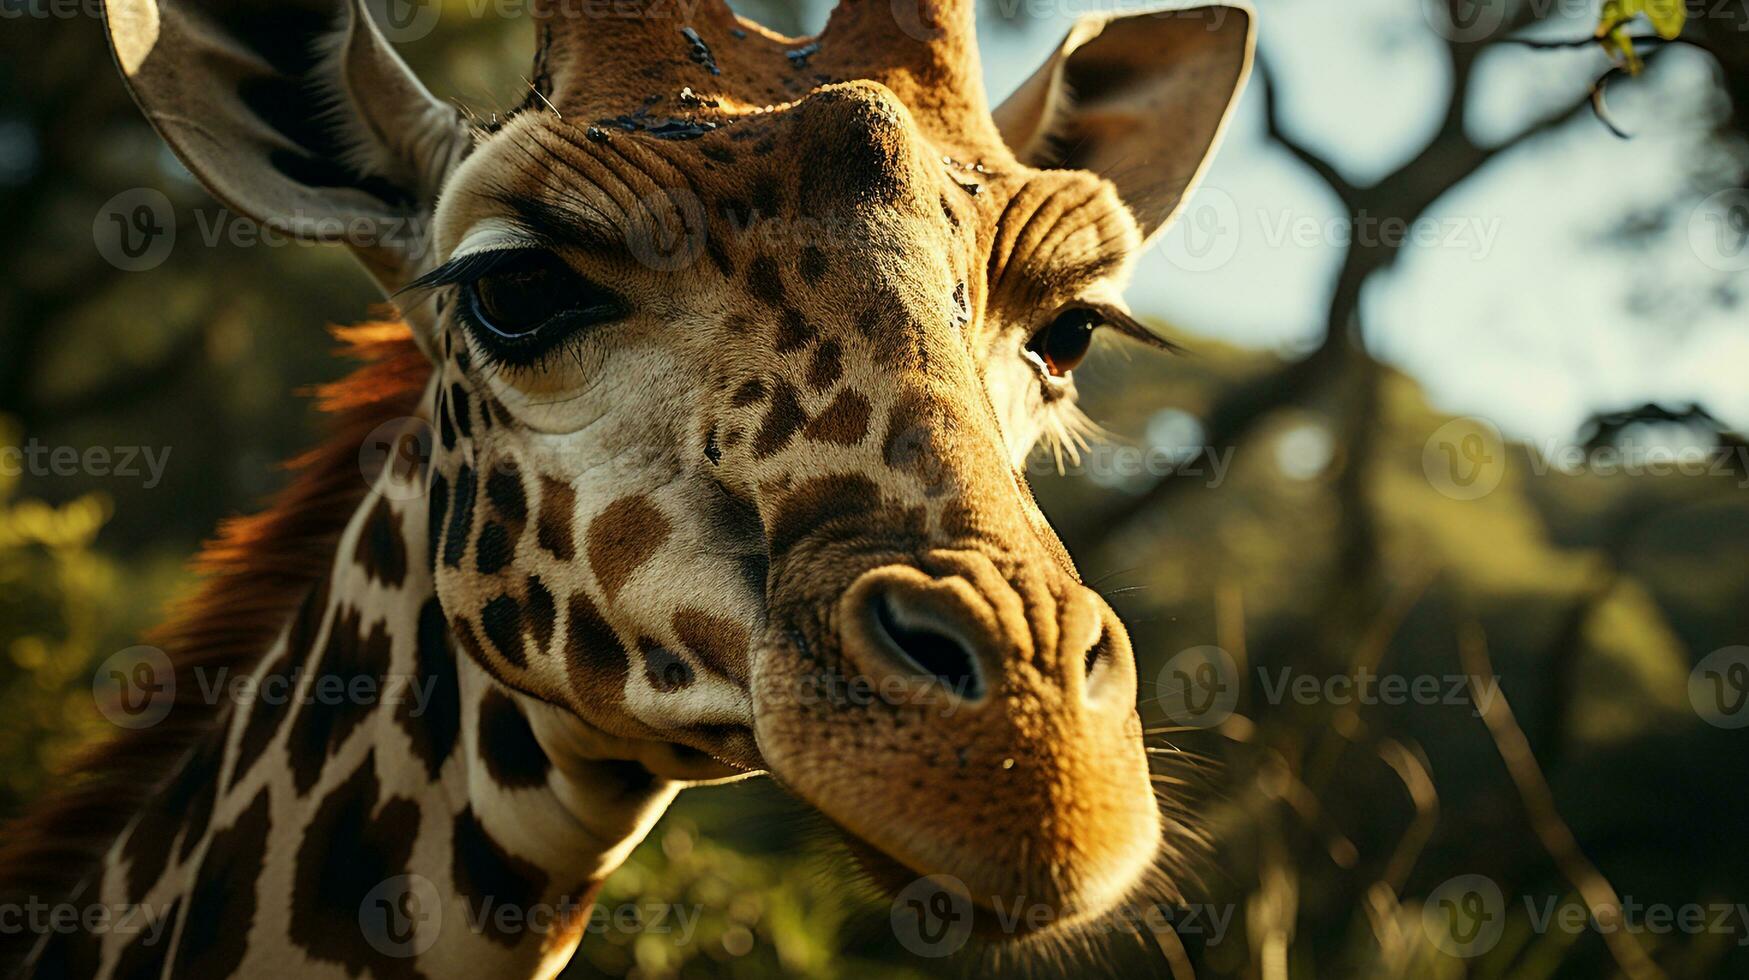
(1643, 0), (1686, 38)
(1602, 26), (1644, 75)
(1594, 0), (1683, 76)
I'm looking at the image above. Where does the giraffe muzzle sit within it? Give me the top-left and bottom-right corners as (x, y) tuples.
(751, 547), (1160, 935)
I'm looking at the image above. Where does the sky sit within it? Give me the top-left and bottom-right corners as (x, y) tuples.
(954, 0), (1748, 442)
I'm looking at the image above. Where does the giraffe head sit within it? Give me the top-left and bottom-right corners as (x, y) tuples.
(107, 0), (1251, 931)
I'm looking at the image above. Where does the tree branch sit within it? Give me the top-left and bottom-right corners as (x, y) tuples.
(1460, 623), (1667, 980)
(1075, 9), (1621, 555)
(1259, 59), (1357, 209)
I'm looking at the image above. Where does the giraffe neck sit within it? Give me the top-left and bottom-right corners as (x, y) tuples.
(75, 463), (679, 979)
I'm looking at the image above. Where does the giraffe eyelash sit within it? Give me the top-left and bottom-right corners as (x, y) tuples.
(1037, 395), (1106, 475)
(412, 247), (627, 372)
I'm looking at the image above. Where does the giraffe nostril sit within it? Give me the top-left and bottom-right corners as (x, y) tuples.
(1084, 627), (1113, 678)
(867, 591), (985, 700)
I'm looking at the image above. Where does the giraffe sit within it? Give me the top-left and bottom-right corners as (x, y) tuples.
(1, 0), (1253, 975)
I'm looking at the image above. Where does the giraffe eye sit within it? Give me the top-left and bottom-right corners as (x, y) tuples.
(457, 249), (624, 364)
(1025, 308), (1101, 378)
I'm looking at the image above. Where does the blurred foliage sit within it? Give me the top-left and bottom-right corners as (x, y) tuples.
(0, 419), (115, 806)
(1, 1), (1747, 978)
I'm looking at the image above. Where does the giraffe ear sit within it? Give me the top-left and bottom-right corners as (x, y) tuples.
(994, 4), (1255, 243)
(104, 0), (470, 300)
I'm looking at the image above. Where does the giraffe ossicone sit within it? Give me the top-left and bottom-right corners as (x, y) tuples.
(1, 0), (1253, 974)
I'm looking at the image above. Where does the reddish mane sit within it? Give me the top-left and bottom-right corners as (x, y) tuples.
(0, 321), (429, 975)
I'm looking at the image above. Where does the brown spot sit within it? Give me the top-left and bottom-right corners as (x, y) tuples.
(537, 475), (576, 561)
(883, 389), (935, 471)
(752, 380), (808, 458)
(804, 389), (871, 445)
(639, 639), (694, 692)
(587, 495), (671, 602)
(172, 788), (273, 980)
(567, 591), (631, 701)
(717, 197), (753, 229)
(110, 898), (178, 979)
(486, 462), (528, 528)
(731, 378), (766, 407)
(476, 688), (551, 790)
(767, 473), (883, 558)
(480, 594), (528, 668)
(475, 521), (512, 575)
(426, 472), (450, 570)
(750, 173), (782, 215)
(441, 463), (477, 568)
(707, 238), (734, 278)
(747, 255), (786, 307)
(354, 497), (407, 587)
(119, 716), (229, 904)
(398, 597), (461, 781)
(855, 306), (883, 339)
(449, 383), (474, 439)
(290, 755), (423, 978)
(452, 809), (549, 949)
(807, 339), (844, 390)
(799, 244), (828, 284)
(231, 575), (330, 791)
(775, 308), (813, 352)
(673, 608), (750, 685)
(175, 731), (226, 862)
(525, 575), (557, 650)
(29, 916), (100, 977)
(286, 608), (393, 796)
